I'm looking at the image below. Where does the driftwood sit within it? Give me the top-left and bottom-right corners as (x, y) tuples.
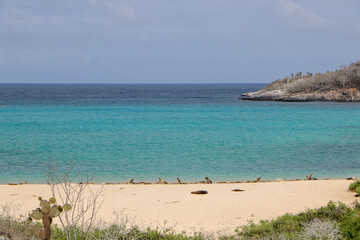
(205, 177), (212, 184)
(306, 174), (317, 180)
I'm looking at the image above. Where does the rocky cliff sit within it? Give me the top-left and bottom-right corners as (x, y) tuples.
(242, 61), (360, 102)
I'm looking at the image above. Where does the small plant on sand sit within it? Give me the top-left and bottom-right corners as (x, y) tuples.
(25, 197), (72, 240)
(0, 203), (38, 240)
(44, 159), (103, 239)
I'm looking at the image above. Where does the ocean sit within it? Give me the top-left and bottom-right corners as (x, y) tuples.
(1, 83), (360, 183)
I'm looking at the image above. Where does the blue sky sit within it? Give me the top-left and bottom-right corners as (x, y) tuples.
(1, 0), (359, 83)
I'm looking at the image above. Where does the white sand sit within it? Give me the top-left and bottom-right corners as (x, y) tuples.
(0, 180), (356, 234)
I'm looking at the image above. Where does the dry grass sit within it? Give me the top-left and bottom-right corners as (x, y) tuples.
(263, 61), (360, 93)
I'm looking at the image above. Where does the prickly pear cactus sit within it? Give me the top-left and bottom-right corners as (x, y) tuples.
(25, 197), (72, 240)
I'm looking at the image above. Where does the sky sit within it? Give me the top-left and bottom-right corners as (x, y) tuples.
(0, 0), (359, 84)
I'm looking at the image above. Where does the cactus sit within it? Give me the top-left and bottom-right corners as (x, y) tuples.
(25, 197), (72, 240)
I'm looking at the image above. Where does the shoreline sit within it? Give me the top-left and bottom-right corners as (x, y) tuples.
(0, 179), (357, 234)
(2, 177), (358, 186)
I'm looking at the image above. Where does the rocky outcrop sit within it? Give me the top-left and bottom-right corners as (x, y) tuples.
(242, 61), (360, 102)
(241, 61), (360, 102)
(241, 88), (360, 102)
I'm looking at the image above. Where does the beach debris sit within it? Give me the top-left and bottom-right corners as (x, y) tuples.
(177, 178), (182, 184)
(306, 174), (318, 180)
(129, 178), (134, 184)
(25, 197), (71, 240)
(255, 177), (261, 182)
(138, 181), (151, 184)
(158, 177), (168, 184)
(347, 177), (358, 180)
(165, 200), (181, 204)
(232, 189), (245, 192)
(205, 177), (212, 184)
(191, 190), (208, 195)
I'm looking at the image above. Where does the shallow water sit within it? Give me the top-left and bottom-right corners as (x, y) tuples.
(1, 84), (360, 183)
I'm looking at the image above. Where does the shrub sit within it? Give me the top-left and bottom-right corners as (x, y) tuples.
(300, 218), (342, 240)
(236, 201), (360, 240)
(349, 180), (360, 195)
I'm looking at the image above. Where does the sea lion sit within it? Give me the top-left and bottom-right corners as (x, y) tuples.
(191, 190), (208, 195)
(158, 177), (163, 184)
(255, 177), (261, 182)
(177, 178), (182, 184)
(129, 178), (134, 184)
(232, 189), (245, 192)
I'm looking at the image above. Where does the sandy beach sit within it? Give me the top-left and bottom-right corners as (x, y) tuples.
(0, 179), (356, 235)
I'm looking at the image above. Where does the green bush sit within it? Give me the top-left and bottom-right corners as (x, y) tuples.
(349, 180), (360, 194)
(236, 201), (360, 240)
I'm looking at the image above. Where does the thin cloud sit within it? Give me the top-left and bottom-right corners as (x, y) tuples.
(278, 0), (329, 29)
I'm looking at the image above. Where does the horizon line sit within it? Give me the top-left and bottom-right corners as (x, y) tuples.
(0, 82), (268, 85)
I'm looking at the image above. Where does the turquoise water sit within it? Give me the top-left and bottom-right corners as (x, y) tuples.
(1, 84), (360, 183)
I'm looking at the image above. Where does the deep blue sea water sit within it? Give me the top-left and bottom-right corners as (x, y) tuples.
(1, 83), (360, 183)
